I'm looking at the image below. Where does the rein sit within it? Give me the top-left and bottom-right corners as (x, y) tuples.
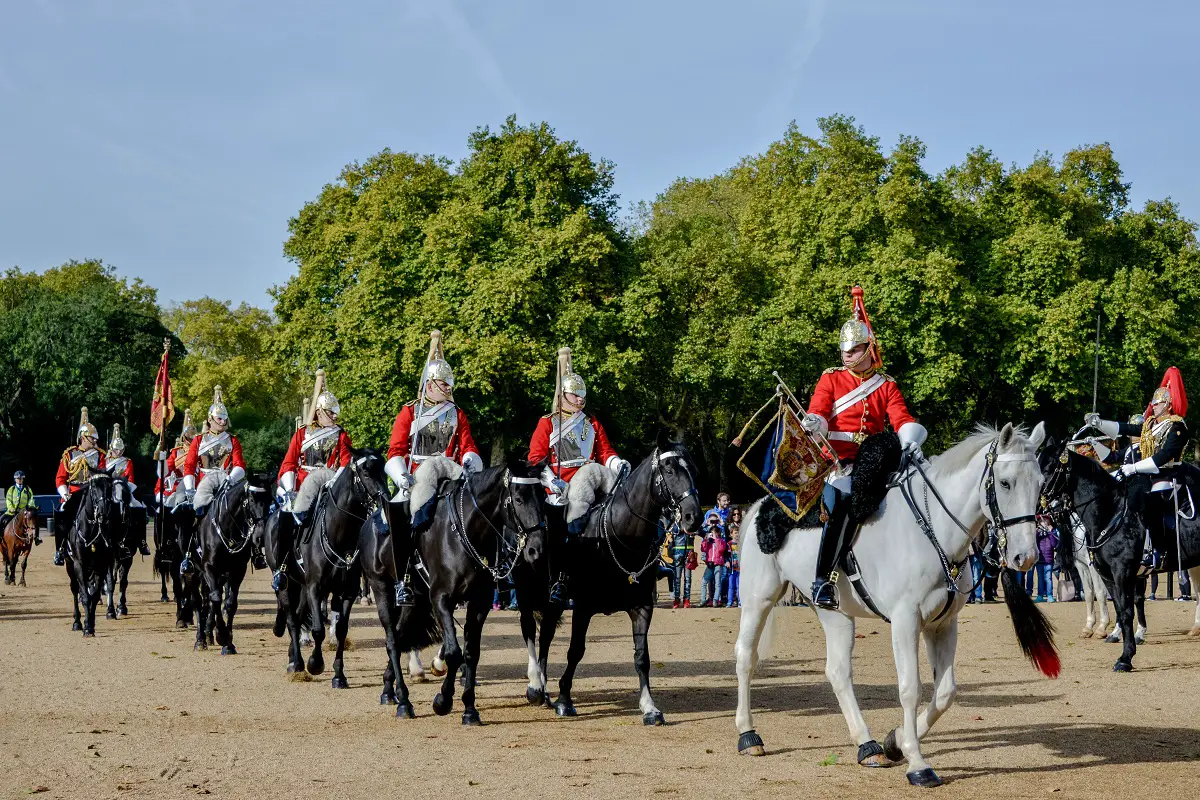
(1039, 449), (1128, 552)
(7, 511), (37, 545)
(309, 457), (385, 571)
(450, 470), (543, 582)
(600, 448), (697, 584)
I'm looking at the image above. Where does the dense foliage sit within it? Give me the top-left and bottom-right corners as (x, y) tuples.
(6, 117), (1198, 501)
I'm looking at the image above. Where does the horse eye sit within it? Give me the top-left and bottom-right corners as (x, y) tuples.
(1000, 479), (1011, 490)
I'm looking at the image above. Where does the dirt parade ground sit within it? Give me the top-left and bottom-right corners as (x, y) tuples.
(2, 551), (1198, 800)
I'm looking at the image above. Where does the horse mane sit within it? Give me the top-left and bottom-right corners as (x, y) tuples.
(928, 423), (1029, 476)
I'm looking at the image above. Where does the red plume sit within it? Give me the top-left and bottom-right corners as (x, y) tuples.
(850, 285), (883, 370)
(1146, 366), (1187, 418)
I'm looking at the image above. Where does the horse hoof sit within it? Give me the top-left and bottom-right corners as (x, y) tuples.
(883, 729), (904, 762)
(396, 701), (415, 719)
(1080, 629), (1093, 639)
(737, 729), (765, 756)
(526, 686), (545, 706)
(554, 701), (576, 718)
(907, 768), (943, 787)
(307, 657), (325, 676)
(410, 671), (427, 684)
(430, 660), (447, 678)
(1189, 626), (1200, 638)
(272, 620), (286, 638)
(18, 579), (26, 587)
(1134, 634), (1146, 645)
(83, 630), (95, 638)
(287, 662), (303, 674)
(221, 645), (237, 656)
(195, 641), (208, 651)
(642, 711), (666, 726)
(175, 620), (188, 630)
(119, 606), (128, 616)
(71, 621), (82, 632)
(331, 676), (349, 689)
(432, 693), (452, 716)
(462, 709), (483, 726)
(1113, 661), (1133, 673)
(106, 611), (117, 620)
(381, 691), (397, 706)
(160, 595), (170, 603)
(857, 740), (890, 767)
(1105, 633), (1120, 643)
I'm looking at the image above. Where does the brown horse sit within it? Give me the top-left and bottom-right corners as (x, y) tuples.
(2, 509), (40, 586)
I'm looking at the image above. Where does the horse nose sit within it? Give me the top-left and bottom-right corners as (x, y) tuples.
(524, 543), (541, 563)
(1009, 549), (1036, 571)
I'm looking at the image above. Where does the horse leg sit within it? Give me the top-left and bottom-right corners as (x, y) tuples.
(1090, 564), (1110, 637)
(886, 611), (940, 786)
(1189, 567), (1200, 637)
(625, 603), (662, 725)
(221, 579), (240, 655)
(916, 621), (959, 740)
(408, 650), (427, 682)
(459, 593), (490, 726)
(84, 572), (100, 636)
(536, 606), (561, 708)
(306, 585), (327, 675)
(285, 587), (305, 673)
(1077, 554), (1096, 637)
(520, 605), (547, 705)
(814, 609), (882, 765)
(330, 593), (353, 688)
(117, 561), (130, 617)
(1133, 576), (1148, 644)
(373, 584), (408, 712)
(432, 595), (464, 716)
(193, 579), (209, 651)
(19, 548), (29, 587)
(70, 569), (83, 632)
(160, 567), (170, 603)
(105, 565), (117, 620)
(553, 607), (594, 717)
(209, 571), (230, 648)
(1111, 566), (1138, 672)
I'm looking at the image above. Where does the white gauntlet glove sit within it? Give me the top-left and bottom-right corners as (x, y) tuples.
(801, 413), (829, 437)
(1084, 413), (1120, 438)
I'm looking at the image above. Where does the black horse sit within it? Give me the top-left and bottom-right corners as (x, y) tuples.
(184, 476), (272, 654)
(264, 449), (388, 685)
(61, 473), (117, 636)
(394, 456), (547, 724)
(1040, 444), (1200, 671)
(514, 434), (701, 725)
(104, 478), (145, 620)
(155, 498), (194, 628)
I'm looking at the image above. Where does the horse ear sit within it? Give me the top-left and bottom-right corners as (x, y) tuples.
(656, 428), (670, 450)
(998, 422), (1015, 450)
(1028, 421), (1046, 450)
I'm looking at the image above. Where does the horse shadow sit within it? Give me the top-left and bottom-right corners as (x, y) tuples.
(931, 721), (1200, 782)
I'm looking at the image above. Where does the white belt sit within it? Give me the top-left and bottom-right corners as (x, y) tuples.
(827, 432), (858, 442)
(300, 464), (323, 471)
(557, 458), (588, 468)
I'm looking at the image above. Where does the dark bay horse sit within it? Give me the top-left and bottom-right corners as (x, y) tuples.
(1040, 445), (1200, 671)
(62, 474), (117, 636)
(185, 476), (271, 654)
(104, 479), (144, 620)
(515, 435), (701, 725)
(264, 450), (388, 685)
(2, 508), (39, 586)
(395, 456), (547, 724)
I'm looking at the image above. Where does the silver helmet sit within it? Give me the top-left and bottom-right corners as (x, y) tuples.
(109, 423), (125, 454)
(77, 407), (98, 442)
(208, 385), (229, 423)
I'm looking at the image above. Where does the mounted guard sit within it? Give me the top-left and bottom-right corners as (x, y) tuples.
(527, 346), (630, 605)
(180, 386), (247, 573)
(53, 407), (107, 566)
(106, 424), (150, 556)
(271, 369), (353, 586)
(155, 409), (198, 507)
(387, 331), (483, 605)
(1084, 367), (1190, 568)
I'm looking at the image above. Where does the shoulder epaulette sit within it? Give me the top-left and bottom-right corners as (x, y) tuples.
(822, 366), (845, 375)
(404, 399), (419, 408)
(1169, 414), (1185, 423)
(881, 372), (895, 382)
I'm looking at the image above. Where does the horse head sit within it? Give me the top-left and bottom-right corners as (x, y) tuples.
(78, 472), (115, 542)
(509, 458), (549, 564)
(347, 448), (389, 516)
(652, 430), (702, 534)
(984, 421), (1046, 572)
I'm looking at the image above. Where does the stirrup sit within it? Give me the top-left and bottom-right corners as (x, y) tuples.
(53, 550), (65, 566)
(394, 581), (414, 607)
(138, 541), (151, 556)
(180, 555), (194, 576)
(271, 568), (286, 591)
(549, 577), (569, 606)
(811, 579), (838, 610)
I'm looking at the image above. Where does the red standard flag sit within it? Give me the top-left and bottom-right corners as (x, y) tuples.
(150, 340), (175, 434)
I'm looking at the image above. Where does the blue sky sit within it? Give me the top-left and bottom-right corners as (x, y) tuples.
(1, 0), (1196, 307)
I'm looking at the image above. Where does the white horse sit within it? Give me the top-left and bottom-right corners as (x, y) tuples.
(1060, 511), (1113, 639)
(734, 423), (1057, 788)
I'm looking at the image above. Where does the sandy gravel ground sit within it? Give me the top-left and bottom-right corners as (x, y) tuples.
(2, 549), (1198, 800)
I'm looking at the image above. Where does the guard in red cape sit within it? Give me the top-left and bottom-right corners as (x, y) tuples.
(53, 407), (107, 565)
(155, 409), (198, 506)
(388, 331), (483, 606)
(269, 369), (353, 586)
(106, 423), (150, 555)
(802, 286), (927, 611)
(180, 386), (247, 575)
(527, 347), (630, 605)
(1085, 366), (1190, 568)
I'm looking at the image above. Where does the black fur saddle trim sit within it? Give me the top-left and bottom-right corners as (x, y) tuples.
(756, 498), (821, 555)
(849, 432), (901, 525)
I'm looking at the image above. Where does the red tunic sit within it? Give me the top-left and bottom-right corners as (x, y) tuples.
(109, 457), (135, 482)
(526, 413), (619, 484)
(55, 448), (108, 494)
(155, 447), (186, 497)
(386, 402), (480, 471)
(807, 367), (915, 462)
(278, 424), (353, 488)
(183, 433), (245, 479)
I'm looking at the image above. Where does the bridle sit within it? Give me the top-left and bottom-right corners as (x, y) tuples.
(452, 468), (545, 582)
(211, 482), (268, 555)
(602, 447), (699, 584)
(1038, 447), (1127, 551)
(8, 509), (37, 544)
(75, 479), (113, 551)
(313, 455), (388, 571)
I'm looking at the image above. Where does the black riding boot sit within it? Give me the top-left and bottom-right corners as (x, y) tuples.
(52, 526), (65, 566)
(811, 492), (855, 611)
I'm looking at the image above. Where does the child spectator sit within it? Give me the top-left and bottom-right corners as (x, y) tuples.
(725, 515), (741, 607)
(700, 512), (728, 607)
(669, 518), (695, 608)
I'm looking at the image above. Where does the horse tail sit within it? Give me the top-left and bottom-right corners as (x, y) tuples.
(396, 589), (442, 652)
(740, 498), (785, 661)
(1001, 568), (1061, 678)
